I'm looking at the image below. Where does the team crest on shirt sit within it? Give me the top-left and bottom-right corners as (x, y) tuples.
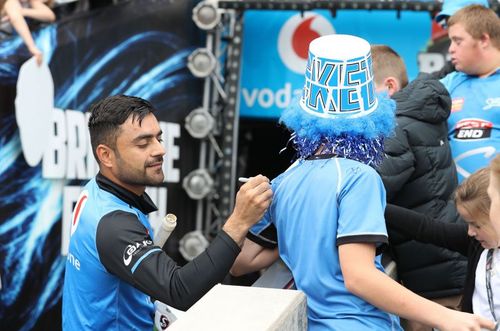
(451, 98), (464, 113)
(455, 119), (492, 140)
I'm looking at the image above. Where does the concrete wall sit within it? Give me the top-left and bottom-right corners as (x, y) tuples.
(168, 284), (307, 331)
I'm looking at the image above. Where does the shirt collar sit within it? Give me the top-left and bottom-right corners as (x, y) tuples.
(96, 173), (158, 214)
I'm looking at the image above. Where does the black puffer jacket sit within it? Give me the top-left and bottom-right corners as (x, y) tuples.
(378, 73), (467, 299)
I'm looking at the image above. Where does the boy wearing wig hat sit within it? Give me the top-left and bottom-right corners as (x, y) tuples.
(231, 34), (494, 330)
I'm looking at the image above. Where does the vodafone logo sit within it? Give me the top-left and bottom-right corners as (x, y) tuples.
(278, 13), (335, 74)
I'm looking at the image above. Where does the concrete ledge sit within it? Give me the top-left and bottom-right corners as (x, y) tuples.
(168, 284), (307, 331)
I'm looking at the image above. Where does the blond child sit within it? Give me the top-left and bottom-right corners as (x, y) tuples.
(385, 167), (499, 320)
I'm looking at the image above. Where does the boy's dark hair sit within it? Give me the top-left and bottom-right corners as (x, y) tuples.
(88, 95), (155, 162)
(371, 45), (409, 89)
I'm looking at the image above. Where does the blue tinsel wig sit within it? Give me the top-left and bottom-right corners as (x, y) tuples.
(280, 93), (396, 166)
(279, 34), (397, 166)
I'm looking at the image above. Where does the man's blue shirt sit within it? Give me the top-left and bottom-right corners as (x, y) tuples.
(62, 177), (158, 331)
(62, 173), (243, 330)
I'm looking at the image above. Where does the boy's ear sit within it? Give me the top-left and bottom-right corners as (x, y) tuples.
(383, 77), (401, 97)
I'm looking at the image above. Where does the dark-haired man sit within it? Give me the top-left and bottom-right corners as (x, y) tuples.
(62, 95), (272, 330)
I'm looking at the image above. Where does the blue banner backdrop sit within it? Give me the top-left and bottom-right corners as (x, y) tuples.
(240, 9), (432, 119)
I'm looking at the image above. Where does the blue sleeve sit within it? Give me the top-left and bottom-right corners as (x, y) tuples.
(246, 175), (289, 249)
(250, 207), (272, 235)
(247, 207), (278, 248)
(336, 165), (388, 247)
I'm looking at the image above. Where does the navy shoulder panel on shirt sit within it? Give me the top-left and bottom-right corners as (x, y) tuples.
(96, 210), (159, 281)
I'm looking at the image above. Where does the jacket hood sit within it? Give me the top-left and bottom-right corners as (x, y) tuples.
(392, 73), (451, 124)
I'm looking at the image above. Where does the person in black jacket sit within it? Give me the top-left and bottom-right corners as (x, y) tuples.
(385, 167), (499, 321)
(372, 45), (467, 331)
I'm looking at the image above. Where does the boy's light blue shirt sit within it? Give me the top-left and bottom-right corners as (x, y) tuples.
(251, 157), (402, 331)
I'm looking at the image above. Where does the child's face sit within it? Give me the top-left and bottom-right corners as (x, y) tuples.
(457, 204), (498, 249)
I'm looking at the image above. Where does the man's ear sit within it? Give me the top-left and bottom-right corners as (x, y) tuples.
(383, 76), (401, 97)
(96, 144), (114, 168)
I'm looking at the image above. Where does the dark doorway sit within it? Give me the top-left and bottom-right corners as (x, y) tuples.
(230, 117), (294, 286)
(238, 118), (295, 181)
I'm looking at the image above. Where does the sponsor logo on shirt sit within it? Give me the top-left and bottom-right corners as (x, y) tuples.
(67, 252), (81, 271)
(484, 97), (500, 110)
(451, 98), (464, 113)
(123, 239), (153, 266)
(454, 119), (492, 140)
(70, 190), (88, 236)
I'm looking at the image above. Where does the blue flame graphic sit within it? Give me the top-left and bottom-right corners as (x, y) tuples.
(0, 13), (198, 330)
